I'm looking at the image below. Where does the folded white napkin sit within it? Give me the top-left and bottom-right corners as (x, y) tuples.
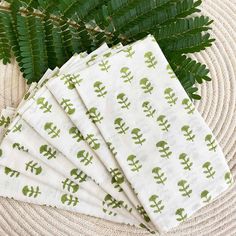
(71, 35), (233, 231)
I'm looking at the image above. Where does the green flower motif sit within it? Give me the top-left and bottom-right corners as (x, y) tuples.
(22, 185), (41, 198)
(4, 167), (20, 178)
(127, 155), (142, 172)
(85, 134), (100, 150)
(166, 64), (176, 79)
(61, 74), (82, 89)
(102, 194), (123, 216)
(224, 172), (233, 185)
(202, 161), (215, 179)
(139, 78), (154, 94)
(0, 148), (2, 157)
(142, 101), (156, 118)
(181, 125), (195, 142)
(39, 144), (57, 160)
(12, 123), (22, 133)
(205, 134), (217, 152)
(117, 93), (131, 109)
(12, 142), (28, 152)
(60, 98), (75, 115)
(156, 141), (172, 158)
(44, 122), (60, 138)
(25, 160), (42, 175)
(93, 81), (107, 98)
(123, 46), (135, 58)
(131, 128), (146, 145)
(156, 115), (170, 131)
(36, 97), (52, 113)
(62, 178), (79, 193)
(70, 168), (87, 183)
(201, 190), (212, 203)
(144, 51), (157, 68)
(137, 205), (150, 222)
(86, 107), (103, 124)
(177, 179), (192, 197)
(77, 150), (93, 166)
(182, 98), (195, 114)
(98, 60), (110, 72)
(86, 54), (97, 65)
(114, 117), (129, 134)
(61, 194), (79, 206)
(69, 127), (84, 142)
(179, 153), (193, 171)
(109, 168), (124, 192)
(0, 115), (10, 128)
(175, 208), (187, 222)
(152, 167), (167, 185)
(164, 88), (178, 106)
(149, 195), (164, 214)
(120, 67), (133, 83)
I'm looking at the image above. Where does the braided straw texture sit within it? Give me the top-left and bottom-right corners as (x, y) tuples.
(0, 0), (235, 235)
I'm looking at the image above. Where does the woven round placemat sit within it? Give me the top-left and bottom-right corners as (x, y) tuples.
(0, 0), (235, 235)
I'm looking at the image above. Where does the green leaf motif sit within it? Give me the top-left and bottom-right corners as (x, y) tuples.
(12, 123), (22, 133)
(98, 60), (110, 72)
(152, 167), (167, 185)
(131, 128), (146, 145)
(61, 194), (79, 206)
(39, 144), (57, 160)
(25, 160), (42, 175)
(166, 64), (176, 79)
(60, 98), (75, 115)
(114, 118), (129, 134)
(149, 195), (164, 214)
(0, 115), (10, 128)
(117, 93), (131, 109)
(86, 107), (103, 124)
(120, 67), (133, 83)
(102, 194), (123, 216)
(181, 125), (195, 142)
(164, 88), (178, 106)
(61, 74), (82, 89)
(156, 141), (172, 158)
(175, 208), (187, 222)
(12, 143), (28, 152)
(139, 78), (154, 94)
(157, 115), (170, 131)
(0, 149), (2, 157)
(62, 178), (79, 193)
(44, 122), (60, 138)
(107, 142), (117, 157)
(93, 81), (107, 98)
(4, 167), (20, 178)
(69, 127), (84, 143)
(127, 155), (142, 172)
(224, 172), (233, 185)
(109, 168), (124, 192)
(36, 97), (52, 113)
(205, 134), (217, 152)
(85, 134), (100, 150)
(144, 51), (157, 68)
(182, 98), (195, 114)
(142, 101), (156, 118)
(77, 150), (93, 166)
(137, 205), (150, 222)
(70, 168), (87, 183)
(179, 153), (193, 171)
(201, 190), (211, 203)
(202, 161), (215, 179)
(177, 179), (192, 197)
(123, 46), (135, 58)
(22, 185), (41, 198)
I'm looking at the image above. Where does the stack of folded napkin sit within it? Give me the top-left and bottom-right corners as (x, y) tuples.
(0, 35), (233, 233)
